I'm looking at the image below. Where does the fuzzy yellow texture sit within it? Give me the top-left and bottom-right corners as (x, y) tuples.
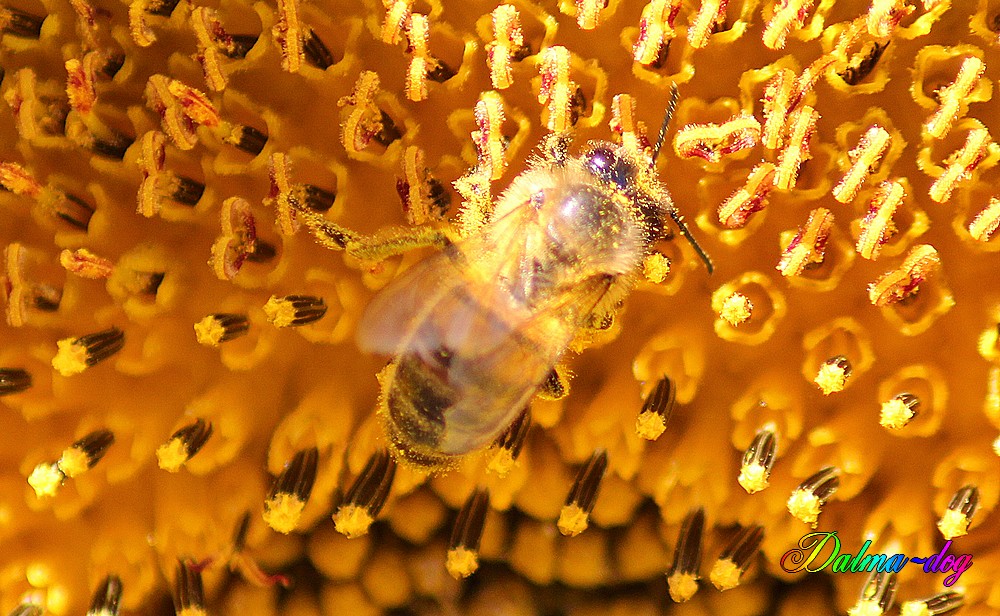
(2, 0), (1000, 614)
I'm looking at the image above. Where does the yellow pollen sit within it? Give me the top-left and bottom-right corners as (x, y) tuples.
(814, 363), (849, 395)
(177, 609), (208, 616)
(333, 504), (375, 539)
(847, 600), (887, 616)
(193, 316), (227, 346)
(262, 492), (305, 534)
(993, 436), (1000, 457)
(635, 411), (667, 441)
(667, 571), (699, 603)
(557, 503), (590, 537)
(879, 398), (914, 429)
(787, 490), (823, 528)
(57, 447), (91, 478)
(263, 296), (298, 327)
(51, 339), (90, 376)
(156, 438), (190, 472)
(719, 293), (753, 326)
(486, 448), (516, 476)
(445, 547), (479, 579)
(738, 462), (769, 494)
(643, 252), (671, 283)
(937, 508), (970, 540)
(27, 463), (63, 498)
(899, 602), (933, 616)
(709, 558), (741, 591)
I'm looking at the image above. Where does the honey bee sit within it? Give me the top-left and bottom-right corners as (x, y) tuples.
(351, 91), (713, 470)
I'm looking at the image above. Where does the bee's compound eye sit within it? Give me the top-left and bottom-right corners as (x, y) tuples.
(584, 146), (634, 189)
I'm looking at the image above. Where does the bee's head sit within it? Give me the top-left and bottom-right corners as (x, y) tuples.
(582, 144), (639, 191)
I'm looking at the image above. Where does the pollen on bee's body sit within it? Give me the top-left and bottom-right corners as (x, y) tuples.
(0, 368), (32, 395)
(263, 447), (319, 534)
(710, 524), (764, 591)
(86, 574), (123, 616)
(635, 377), (675, 441)
(156, 419), (213, 472)
(51, 327), (125, 376)
(446, 487), (489, 579)
(333, 449), (396, 539)
(937, 484), (979, 540)
(667, 507), (705, 603)
(194, 313), (250, 346)
(263, 295), (327, 327)
(557, 449), (608, 537)
(787, 466), (840, 528)
(738, 427), (776, 494)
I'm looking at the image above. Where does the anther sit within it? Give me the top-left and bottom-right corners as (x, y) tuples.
(224, 124), (267, 155)
(54, 193), (96, 230)
(777, 207), (834, 277)
(673, 113), (761, 163)
(87, 574), (123, 616)
(52, 327), (125, 376)
(833, 126), (891, 204)
(262, 447), (319, 534)
(59, 429), (115, 478)
(937, 484), (979, 540)
(488, 407), (531, 476)
(1, 6), (45, 37)
(969, 197), (1000, 242)
(558, 449), (608, 536)
(339, 71), (400, 153)
(847, 569), (897, 616)
(0, 368), (32, 395)
(787, 466), (840, 527)
(487, 4), (523, 89)
(718, 163), (776, 228)
(7, 604), (43, 616)
(446, 488), (490, 579)
(687, 0), (726, 48)
(635, 377), (675, 441)
(868, 244), (940, 307)
(195, 313), (250, 346)
(297, 184), (336, 212)
(925, 56), (985, 139)
(717, 292), (753, 326)
(899, 592), (965, 616)
(774, 105), (819, 190)
(815, 355), (852, 395)
(537, 46), (576, 132)
(60, 248), (114, 279)
(173, 561), (206, 616)
(633, 0), (681, 65)
(738, 427), (776, 494)
(667, 507), (705, 603)
(710, 525), (764, 590)
(929, 127), (993, 204)
(303, 28), (335, 68)
(156, 419), (213, 472)
(333, 449), (396, 538)
(263, 295), (327, 327)
(169, 176), (205, 206)
(857, 180), (904, 260)
(879, 393), (920, 429)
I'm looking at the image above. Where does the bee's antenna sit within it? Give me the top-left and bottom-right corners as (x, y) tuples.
(652, 83), (679, 164)
(668, 209), (714, 274)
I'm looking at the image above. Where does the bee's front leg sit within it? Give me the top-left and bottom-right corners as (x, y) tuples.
(296, 208), (453, 265)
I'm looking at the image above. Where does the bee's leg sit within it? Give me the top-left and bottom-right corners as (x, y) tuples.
(540, 132), (573, 167)
(296, 208), (453, 264)
(537, 365), (570, 400)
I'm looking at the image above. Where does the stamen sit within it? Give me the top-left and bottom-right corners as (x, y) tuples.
(776, 207), (834, 277)
(488, 407), (531, 476)
(925, 56), (984, 139)
(610, 93), (647, 157)
(60, 248), (114, 279)
(710, 525), (764, 590)
(0, 368), (32, 395)
(191, 7), (257, 90)
(405, 14), (432, 101)
(1, 6), (45, 37)
(557, 449), (608, 536)
(487, 4), (523, 89)
(58, 429), (115, 478)
(718, 162), (776, 228)
(52, 327), (125, 376)
(866, 0), (913, 37)
(446, 488), (490, 579)
(210, 197), (258, 280)
(969, 197), (1000, 242)
(87, 575), (123, 616)
(381, 0), (412, 44)
(929, 127), (993, 204)
(773, 105), (819, 190)
(667, 507), (705, 602)
(937, 484), (979, 540)
(815, 355), (852, 395)
(262, 447), (319, 534)
(338, 71), (400, 153)
(473, 91), (508, 181)
(635, 377), (675, 441)
(762, 0), (814, 50)
(168, 176), (205, 206)
(195, 313), (250, 347)
(847, 570), (897, 616)
(173, 561), (206, 616)
(879, 392), (920, 429)
(833, 126), (891, 204)
(64, 116), (134, 160)
(273, 0), (304, 72)
(899, 592), (965, 616)
(738, 427), (776, 494)
(537, 46), (576, 132)
(673, 113), (761, 163)
(857, 179), (903, 260)
(156, 419), (213, 472)
(633, 0), (681, 65)
(303, 28), (334, 68)
(839, 41), (888, 85)
(575, 0), (606, 29)
(787, 466), (840, 527)
(717, 292), (753, 326)
(687, 0), (727, 49)
(333, 449), (396, 538)
(399, 146), (448, 225)
(761, 69), (794, 150)
(52, 192), (96, 230)
(224, 124), (268, 155)
(868, 244), (940, 307)
(7, 604), (43, 616)
(263, 295), (327, 327)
